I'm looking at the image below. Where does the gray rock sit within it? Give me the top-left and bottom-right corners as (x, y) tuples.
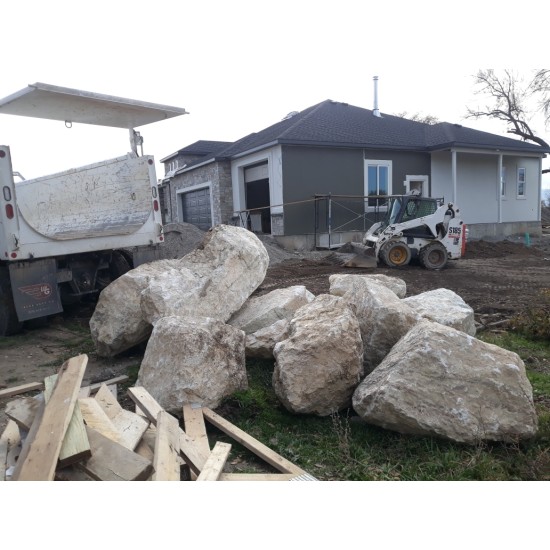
(245, 319), (290, 359)
(330, 273), (407, 299)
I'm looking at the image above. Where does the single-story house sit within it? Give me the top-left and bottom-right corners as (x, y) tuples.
(159, 100), (550, 249)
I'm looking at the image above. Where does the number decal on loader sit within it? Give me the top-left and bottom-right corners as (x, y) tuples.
(448, 227), (462, 237)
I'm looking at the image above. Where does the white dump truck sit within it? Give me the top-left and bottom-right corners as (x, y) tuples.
(0, 82), (187, 335)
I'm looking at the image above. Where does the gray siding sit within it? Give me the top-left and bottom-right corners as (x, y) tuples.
(362, 149), (431, 196)
(281, 146), (431, 235)
(282, 146), (364, 235)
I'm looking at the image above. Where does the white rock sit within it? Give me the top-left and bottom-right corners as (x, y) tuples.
(245, 319), (290, 359)
(229, 285), (314, 334)
(352, 320), (538, 443)
(273, 294), (364, 416)
(137, 316), (248, 413)
(329, 273), (407, 299)
(403, 288), (476, 336)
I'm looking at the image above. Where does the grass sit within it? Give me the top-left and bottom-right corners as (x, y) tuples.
(218, 333), (550, 481)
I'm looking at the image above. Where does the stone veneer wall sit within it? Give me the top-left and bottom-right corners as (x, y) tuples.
(168, 160), (233, 227)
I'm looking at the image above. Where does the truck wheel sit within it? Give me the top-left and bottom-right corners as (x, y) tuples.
(0, 267), (23, 337)
(381, 242), (411, 267)
(109, 251), (132, 280)
(419, 242), (448, 270)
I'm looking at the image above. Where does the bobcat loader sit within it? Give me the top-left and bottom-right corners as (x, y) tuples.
(346, 192), (466, 270)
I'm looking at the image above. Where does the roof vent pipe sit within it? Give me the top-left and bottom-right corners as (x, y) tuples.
(373, 76), (381, 117)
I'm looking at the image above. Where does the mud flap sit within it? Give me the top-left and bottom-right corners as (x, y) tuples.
(9, 259), (63, 321)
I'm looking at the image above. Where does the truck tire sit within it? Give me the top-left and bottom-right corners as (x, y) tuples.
(109, 251), (132, 281)
(419, 242), (448, 270)
(381, 241), (411, 267)
(0, 267), (23, 337)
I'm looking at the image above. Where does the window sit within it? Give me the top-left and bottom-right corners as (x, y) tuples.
(517, 167), (526, 198)
(365, 160), (392, 208)
(500, 166), (507, 197)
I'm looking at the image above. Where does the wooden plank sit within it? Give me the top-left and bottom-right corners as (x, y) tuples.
(77, 426), (153, 481)
(44, 374), (91, 467)
(5, 396), (42, 431)
(183, 404), (210, 455)
(202, 407), (305, 475)
(0, 381), (43, 400)
(94, 384), (149, 450)
(12, 354), (88, 481)
(135, 440), (155, 463)
(55, 466), (95, 481)
(196, 442), (232, 481)
(1, 420), (20, 481)
(128, 386), (209, 475)
(78, 397), (127, 447)
(153, 411), (181, 481)
(183, 404), (210, 481)
(84, 375), (128, 394)
(219, 473), (297, 481)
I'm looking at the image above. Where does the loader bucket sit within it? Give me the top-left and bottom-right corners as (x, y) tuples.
(343, 247), (377, 268)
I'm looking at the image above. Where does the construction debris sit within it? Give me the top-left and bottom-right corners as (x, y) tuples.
(0, 354), (315, 481)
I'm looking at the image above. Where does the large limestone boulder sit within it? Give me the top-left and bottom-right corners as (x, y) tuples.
(403, 288), (476, 336)
(245, 319), (290, 359)
(137, 316), (248, 413)
(229, 285), (314, 334)
(330, 277), (419, 373)
(352, 320), (538, 444)
(273, 295), (364, 416)
(141, 225), (269, 324)
(90, 259), (180, 357)
(330, 273), (407, 299)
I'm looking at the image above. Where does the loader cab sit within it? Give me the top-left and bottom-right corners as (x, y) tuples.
(384, 195), (439, 227)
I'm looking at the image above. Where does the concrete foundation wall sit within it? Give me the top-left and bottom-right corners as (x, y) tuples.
(466, 221), (542, 240)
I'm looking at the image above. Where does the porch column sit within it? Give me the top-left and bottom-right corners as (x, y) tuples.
(451, 149), (457, 203)
(497, 154), (503, 223)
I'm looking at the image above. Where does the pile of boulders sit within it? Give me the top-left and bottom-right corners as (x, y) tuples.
(90, 225), (538, 445)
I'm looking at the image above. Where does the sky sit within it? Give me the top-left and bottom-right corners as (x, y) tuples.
(1, 0), (550, 193)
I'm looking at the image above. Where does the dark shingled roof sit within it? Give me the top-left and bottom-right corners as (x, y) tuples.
(177, 100), (550, 170)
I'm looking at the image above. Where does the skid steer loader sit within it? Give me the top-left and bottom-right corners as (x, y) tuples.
(345, 193), (466, 270)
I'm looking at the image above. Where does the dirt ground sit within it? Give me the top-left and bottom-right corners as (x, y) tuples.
(1, 231), (550, 434)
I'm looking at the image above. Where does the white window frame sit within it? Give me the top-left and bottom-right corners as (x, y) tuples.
(364, 159), (392, 211)
(517, 167), (526, 199)
(404, 175), (429, 196)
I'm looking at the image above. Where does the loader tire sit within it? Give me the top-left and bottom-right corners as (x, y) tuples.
(0, 267), (23, 337)
(381, 241), (411, 267)
(419, 242), (448, 270)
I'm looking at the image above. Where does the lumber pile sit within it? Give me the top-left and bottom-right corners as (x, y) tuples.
(0, 354), (315, 481)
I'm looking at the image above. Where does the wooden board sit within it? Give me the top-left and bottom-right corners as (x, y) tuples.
(1, 420), (20, 481)
(0, 381), (43, 400)
(12, 354), (88, 481)
(202, 407), (305, 475)
(153, 411), (181, 481)
(78, 397), (127, 447)
(196, 442), (232, 481)
(128, 386), (209, 475)
(44, 374), (91, 467)
(219, 473), (297, 481)
(5, 396), (41, 430)
(77, 426), (153, 481)
(183, 404), (210, 455)
(94, 384), (149, 450)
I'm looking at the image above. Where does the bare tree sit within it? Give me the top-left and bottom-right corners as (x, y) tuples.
(467, 70), (550, 173)
(395, 111), (439, 125)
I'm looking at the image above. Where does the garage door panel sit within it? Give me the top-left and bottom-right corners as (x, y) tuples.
(180, 188), (212, 230)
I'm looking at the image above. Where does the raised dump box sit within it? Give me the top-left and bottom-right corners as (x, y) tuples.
(0, 83), (187, 334)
